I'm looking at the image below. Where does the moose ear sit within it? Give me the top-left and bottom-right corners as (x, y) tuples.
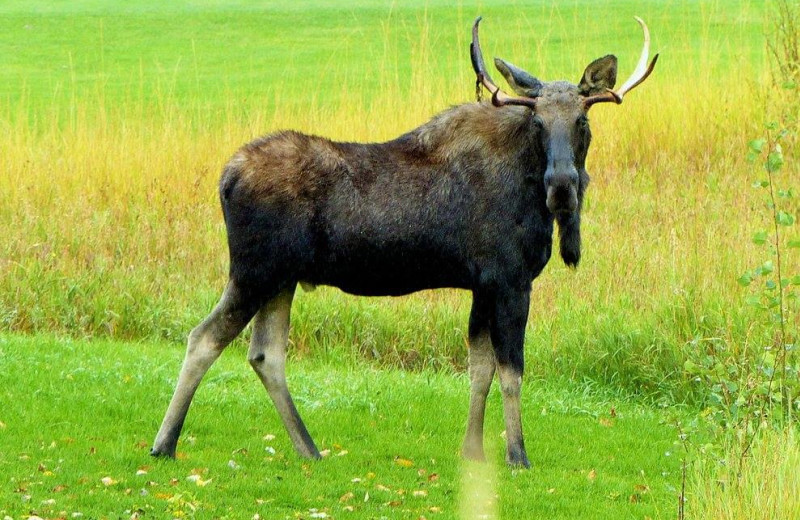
(578, 55), (618, 96)
(494, 58), (543, 98)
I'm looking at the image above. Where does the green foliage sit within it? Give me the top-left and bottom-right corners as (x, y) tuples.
(680, 5), (800, 509)
(683, 116), (799, 444)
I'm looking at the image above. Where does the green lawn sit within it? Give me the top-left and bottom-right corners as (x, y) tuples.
(0, 335), (680, 519)
(0, 0), (765, 116)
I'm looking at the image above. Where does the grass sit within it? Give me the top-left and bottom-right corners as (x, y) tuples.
(688, 429), (800, 519)
(0, 335), (680, 519)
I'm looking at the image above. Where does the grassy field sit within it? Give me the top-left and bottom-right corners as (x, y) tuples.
(1, 0), (799, 518)
(0, 335), (681, 519)
(1, 0), (790, 396)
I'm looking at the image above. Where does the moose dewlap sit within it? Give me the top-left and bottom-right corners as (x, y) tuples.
(151, 17), (657, 468)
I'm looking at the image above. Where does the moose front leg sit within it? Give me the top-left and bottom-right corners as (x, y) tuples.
(462, 295), (495, 461)
(490, 287), (531, 468)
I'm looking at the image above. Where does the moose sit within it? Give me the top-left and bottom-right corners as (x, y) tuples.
(151, 17), (657, 467)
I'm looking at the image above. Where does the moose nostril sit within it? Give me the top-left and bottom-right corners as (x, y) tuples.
(546, 184), (578, 214)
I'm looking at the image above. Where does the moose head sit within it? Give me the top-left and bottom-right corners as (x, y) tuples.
(471, 16), (658, 255)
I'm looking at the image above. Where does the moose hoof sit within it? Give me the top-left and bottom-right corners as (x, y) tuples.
(506, 447), (530, 469)
(150, 446), (176, 459)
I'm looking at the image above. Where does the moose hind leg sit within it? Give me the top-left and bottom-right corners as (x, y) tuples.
(248, 288), (321, 459)
(151, 281), (258, 457)
(462, 295), (496, 461)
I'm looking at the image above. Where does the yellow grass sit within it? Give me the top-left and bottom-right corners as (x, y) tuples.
(689, 428), (800, 519)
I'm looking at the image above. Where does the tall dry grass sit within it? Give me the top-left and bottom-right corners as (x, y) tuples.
(688, 429), (800, 519)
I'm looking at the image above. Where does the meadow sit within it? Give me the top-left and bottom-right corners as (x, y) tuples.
(1, 0), (799, 518)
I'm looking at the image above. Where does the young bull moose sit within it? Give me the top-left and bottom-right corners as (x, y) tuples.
(151, 17), (657, 467)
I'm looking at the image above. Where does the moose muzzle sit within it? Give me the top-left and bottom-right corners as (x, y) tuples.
(544, 168), (579, 215)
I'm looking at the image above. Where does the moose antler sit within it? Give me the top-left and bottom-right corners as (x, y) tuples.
(583, 17), (659, 107)
(471, 17), (538, 109)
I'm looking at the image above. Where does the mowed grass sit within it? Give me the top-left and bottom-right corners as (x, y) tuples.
(0, 335), (680, 519)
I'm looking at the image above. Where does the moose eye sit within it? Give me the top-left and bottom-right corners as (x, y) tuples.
(576, 115), (589, 129)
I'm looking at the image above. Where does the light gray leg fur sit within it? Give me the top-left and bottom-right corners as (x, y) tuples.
(462, 330), (496, 461)
(151, 282), (252, 457)
(248, 288), (320, 459)
(497, 363), (529, 468)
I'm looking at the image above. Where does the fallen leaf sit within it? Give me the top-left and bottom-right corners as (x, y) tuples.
(339, 492), (354, 503)
(100, 477), (117, 486)
(428, 473), (440, 482)
(394, 457), (413, 468)
(610, 407), (617, 418)
(186, 474), (212, 487)
(412, 490), (428, 497)
(587, 469), (597, 481)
